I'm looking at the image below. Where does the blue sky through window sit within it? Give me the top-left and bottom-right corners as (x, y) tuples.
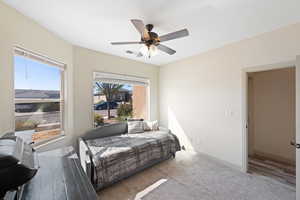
(123, 84), (132, 90)
(14, 55), (133, 92)
(14, 55), (61, 91)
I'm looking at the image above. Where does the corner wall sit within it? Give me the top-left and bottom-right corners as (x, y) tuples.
(73, 46), (159, 142)
(0, 2), (158, 151)
(159, 23), (300, 168)
(0, 2), (74, 150)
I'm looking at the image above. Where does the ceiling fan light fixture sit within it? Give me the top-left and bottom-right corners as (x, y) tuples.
(139, 45), (148, 56)
(149, 45), (158, 57)
(139, 45), (158, 58)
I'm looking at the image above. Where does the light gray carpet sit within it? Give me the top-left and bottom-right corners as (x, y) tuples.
(98, 151), (296, 200)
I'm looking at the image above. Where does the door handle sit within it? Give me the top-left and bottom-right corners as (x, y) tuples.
(290, 141), (300, 149)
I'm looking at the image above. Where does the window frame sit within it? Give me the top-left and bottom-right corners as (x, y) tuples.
(13, 46), (66, 146)
(92, 71), (150, 128)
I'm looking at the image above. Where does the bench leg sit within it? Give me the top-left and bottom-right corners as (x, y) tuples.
(172, 152), (176, 159)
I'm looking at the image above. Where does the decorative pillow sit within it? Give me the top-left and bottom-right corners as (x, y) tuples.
(127, 121), (144, 134)
(143, 120), (159, 131)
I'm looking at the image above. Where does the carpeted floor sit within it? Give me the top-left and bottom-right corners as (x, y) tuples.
(98, 151), (296, 200)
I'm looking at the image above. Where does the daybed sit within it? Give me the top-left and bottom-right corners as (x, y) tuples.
(79, 122), (180, 190)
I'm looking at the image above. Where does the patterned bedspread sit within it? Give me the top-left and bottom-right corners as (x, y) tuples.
(85, 130), (180, 189)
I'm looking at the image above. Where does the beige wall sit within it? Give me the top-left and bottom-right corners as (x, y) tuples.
(248, 68), (296, 163)
(73, 46), (158, 141)
(159, 23), (300, 168)
(132, 85), (148, 120)
(0, 2), (74, 150)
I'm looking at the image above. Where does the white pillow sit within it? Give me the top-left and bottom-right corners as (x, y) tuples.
(127, 121), (144, 134)
(143, 120), (159, 131)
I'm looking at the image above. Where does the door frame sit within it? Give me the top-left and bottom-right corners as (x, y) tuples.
(296, 56), (300, 198)
(241, 60), (297, 173)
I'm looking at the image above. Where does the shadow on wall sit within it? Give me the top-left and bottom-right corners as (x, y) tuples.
(167, 107), (196, 153)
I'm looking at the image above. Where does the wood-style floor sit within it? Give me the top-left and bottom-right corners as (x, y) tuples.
(248, 155), (296, 186)
(98, 151), (295, 200)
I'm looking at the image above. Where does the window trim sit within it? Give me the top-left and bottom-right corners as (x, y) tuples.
(93, 71), (150, 86)
(14, 46), (66, 69)
(13, 46), (66, 146)
(92, 71), (151, 128)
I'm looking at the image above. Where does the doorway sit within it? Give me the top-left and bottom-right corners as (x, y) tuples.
(247, 67), (296, 186)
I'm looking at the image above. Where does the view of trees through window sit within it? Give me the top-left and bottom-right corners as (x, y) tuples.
(93, 81), (148, 126)
(14, 54), (64, 143)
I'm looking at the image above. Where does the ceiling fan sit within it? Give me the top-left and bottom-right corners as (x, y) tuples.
(111, 19), (189, 58)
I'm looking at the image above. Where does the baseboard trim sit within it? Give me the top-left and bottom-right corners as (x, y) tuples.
(194, 151), (243, 172)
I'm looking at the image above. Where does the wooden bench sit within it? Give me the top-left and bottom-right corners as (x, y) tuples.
(4, 146), (98, 200)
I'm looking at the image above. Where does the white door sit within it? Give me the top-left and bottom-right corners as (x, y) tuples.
(296, 56), (300, 200)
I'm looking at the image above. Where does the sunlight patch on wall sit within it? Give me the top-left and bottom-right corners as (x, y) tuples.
(168, 107), (196, 153)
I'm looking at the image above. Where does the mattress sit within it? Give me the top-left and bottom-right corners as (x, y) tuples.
(85, 131), (180, 189)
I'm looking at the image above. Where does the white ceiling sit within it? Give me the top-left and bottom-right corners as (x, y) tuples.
(4, 0), (300, 65)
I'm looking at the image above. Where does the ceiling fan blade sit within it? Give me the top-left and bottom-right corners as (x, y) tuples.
(130, 19), (150, 39)
(111, 41), (144, 45)
(159, 29), (189, 42)
(157, 44), (176, 55)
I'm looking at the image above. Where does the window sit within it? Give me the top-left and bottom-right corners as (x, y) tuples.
(93, 72), (149, 126)
(14, 47), (65, 144)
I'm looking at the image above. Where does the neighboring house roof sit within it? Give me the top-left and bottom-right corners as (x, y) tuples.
(15, 89), (60, 99)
